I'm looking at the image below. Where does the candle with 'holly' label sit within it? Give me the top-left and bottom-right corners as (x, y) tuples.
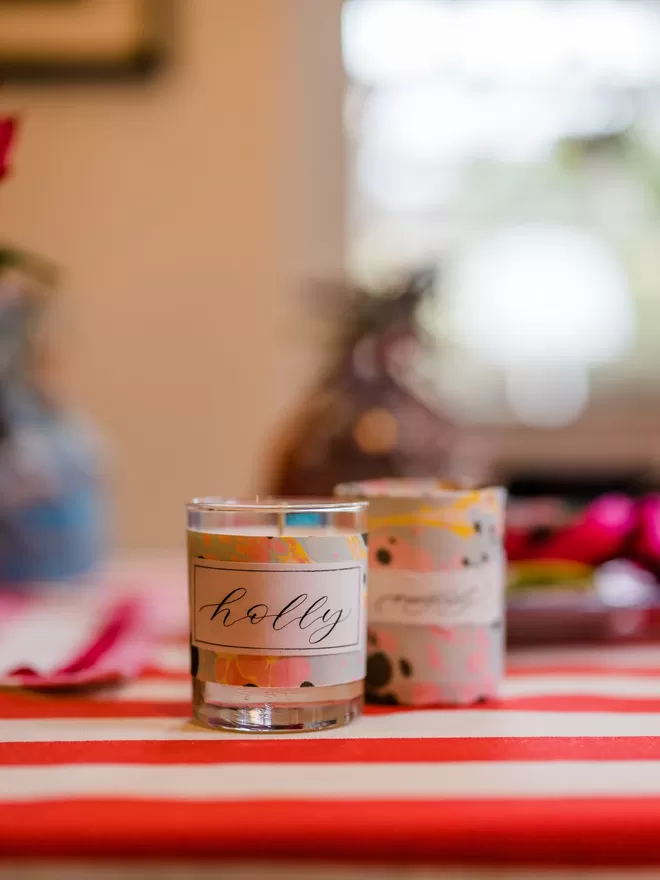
(188, 497), (368, 732)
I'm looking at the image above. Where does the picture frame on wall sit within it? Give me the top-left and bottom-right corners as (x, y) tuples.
(0, 0), (173, 83)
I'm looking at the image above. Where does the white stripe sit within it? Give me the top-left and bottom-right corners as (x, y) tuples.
(509, 645), (660, 669)
(501, 675), (660, 699)
(2, 760), (660, 801)
(152, 644), (189, 673)
(6, 710), (660, 743)
(104, 675), (660, 703)
(96, 680), (192, 701)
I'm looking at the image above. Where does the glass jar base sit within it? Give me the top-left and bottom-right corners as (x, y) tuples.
(193, 679), (363, 733)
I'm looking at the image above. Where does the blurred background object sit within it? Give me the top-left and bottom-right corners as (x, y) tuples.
(505, 492), (660, 644)
(0, 114), (15, 178)
(343, 0), (660, 489)
(0, 0), (172, 83)
(272, 269), (463, 496)
(0, 247), (104, 584)
(0, 114), (103, 586)
(0, 0), (347, 550)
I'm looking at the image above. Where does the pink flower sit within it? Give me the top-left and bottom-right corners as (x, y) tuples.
(0, 117), (18, 182)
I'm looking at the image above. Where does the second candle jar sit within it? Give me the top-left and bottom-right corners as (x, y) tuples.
(336, 479), (507, 706)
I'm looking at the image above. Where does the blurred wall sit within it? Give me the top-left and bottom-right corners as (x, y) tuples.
(0, 0), (345, 550)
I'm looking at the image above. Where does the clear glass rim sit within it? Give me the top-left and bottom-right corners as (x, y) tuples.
(188, 496), (369, 514)
(334, 479), (505, 500)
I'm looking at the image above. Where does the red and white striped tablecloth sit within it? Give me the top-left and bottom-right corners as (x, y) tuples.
(3, 642), (660, 875)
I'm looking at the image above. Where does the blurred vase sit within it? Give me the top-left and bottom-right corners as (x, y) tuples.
(0, 249), (104, 585)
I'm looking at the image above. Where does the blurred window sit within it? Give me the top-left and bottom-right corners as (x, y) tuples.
(342, 0), (660, 427)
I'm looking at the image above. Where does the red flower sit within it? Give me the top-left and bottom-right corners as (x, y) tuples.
(0, 116), (19, 182)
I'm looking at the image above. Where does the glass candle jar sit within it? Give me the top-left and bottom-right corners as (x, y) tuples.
(187, 497), (368, 732)
(336, 479), (506, 706)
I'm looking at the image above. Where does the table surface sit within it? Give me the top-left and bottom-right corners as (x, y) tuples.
(3, 641), (660, 871)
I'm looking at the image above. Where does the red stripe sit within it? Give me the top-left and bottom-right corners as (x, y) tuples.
(507, 665), (660, 677)
(1, 797), (660, 864)
(8, 693), (660, 719)
(367, 696), (660, 714)
(140, 666), (189, 680)
(493, 695), (660, 712)
(3, 736), (660, 766)
(0, 693), (189, 719)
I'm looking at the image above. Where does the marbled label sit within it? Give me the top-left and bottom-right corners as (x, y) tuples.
(335, 481), (506, 705)
(369, 559), (503, 627)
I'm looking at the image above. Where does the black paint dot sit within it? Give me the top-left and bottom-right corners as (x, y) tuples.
(361, 532), (369, 547)
(366, 690), (400, 706)
(244, 683), (258, 687)
(474, 521), (482, 534)
(388, 536), (397, 545)
(190, 644), (199, 677)
(377, 548), (392, 566)
(300, 681), (315, 687)
(366, 651), (393, 689)
(462, 557), (471, 567)
(399, 658), (413, 678)
(367, 630), (378, 647)
(363, 572), (367, 584)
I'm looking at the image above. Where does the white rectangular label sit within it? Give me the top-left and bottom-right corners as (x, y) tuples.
(191, 559), (364, 656)
(369, 561), (503, 627)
